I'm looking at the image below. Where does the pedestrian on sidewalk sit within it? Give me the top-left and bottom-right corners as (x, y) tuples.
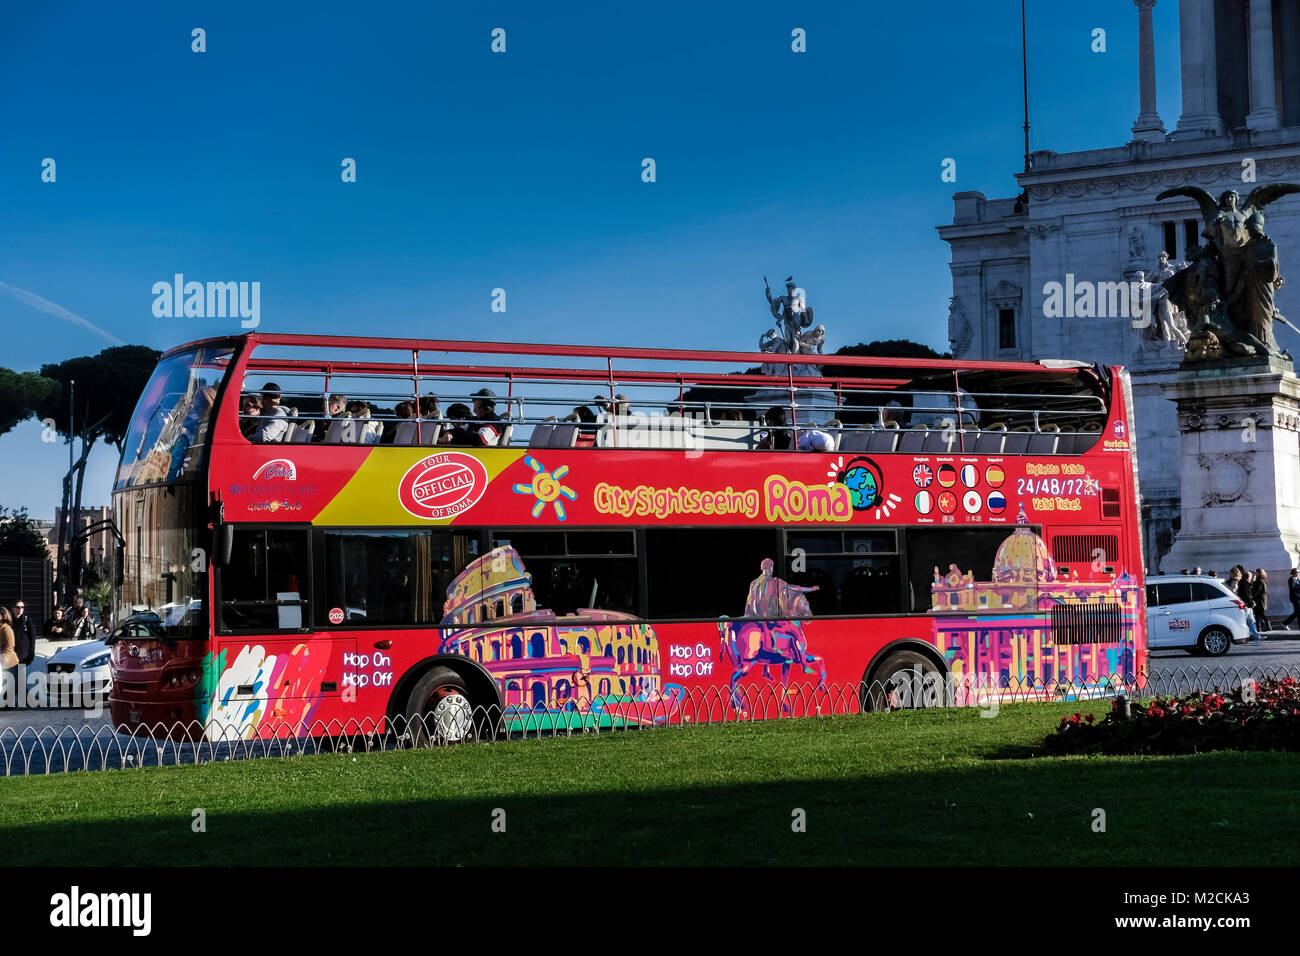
(0, 607), (17, 671)
(1282, 569), (1300, 629)
(1230, 567), (1263, 642)
(9, 600), (36, 666)
(1253, 569), (1270, 632)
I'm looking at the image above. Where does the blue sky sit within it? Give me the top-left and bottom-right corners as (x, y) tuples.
(0, 0), (1183, 517)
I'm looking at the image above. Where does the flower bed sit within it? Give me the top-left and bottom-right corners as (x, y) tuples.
(1045, 677), (1300, 755)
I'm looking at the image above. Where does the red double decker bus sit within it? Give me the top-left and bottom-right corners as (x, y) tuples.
(108, 333), (1145, 741)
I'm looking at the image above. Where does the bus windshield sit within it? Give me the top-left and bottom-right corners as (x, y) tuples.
(116, 344), (233, 489)
(114, 484), (207, 640)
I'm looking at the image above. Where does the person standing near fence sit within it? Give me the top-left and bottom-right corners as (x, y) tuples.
(0, 607), (18, 672)
(1282, 569), (1300, 629)
(1229, 567), (1262, 642)
(1253, 569), (1270, 632)
(10, 600), (36, 666)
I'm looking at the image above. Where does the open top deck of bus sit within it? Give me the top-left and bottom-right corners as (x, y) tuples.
(164, 333), (1122, 457)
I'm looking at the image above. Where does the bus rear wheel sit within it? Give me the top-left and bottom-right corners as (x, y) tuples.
(403, 667), (477, 746)
(863, 650), (945, 711)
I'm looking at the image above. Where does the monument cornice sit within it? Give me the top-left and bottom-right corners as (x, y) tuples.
(1024, 158), (1300, 202)
(1177, 410), (1300, 432)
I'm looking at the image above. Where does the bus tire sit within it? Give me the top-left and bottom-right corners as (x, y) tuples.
(1196, 626), (1232, 657)
(403, 666), (477, 746)
(863, 649), (945, 711)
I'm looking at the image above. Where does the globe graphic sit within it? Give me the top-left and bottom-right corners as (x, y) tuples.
(841, 464), (878, 510)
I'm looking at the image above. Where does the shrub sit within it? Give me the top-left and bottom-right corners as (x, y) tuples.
(1045, 677), (1300, 755)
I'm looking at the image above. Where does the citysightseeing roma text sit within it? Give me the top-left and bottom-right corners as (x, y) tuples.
(592, 475), (852, 522)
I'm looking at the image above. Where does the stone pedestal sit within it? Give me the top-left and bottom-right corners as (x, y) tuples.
(745, 387), (839, 425)
(1162, 354), (1300, 610)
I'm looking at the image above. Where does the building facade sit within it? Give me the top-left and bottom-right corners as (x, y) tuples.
(939, 0), (1300, 572)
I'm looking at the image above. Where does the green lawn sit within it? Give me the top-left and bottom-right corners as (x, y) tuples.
(4, 704), (1298, 866)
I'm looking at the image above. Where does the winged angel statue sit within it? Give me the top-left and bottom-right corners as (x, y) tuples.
(1156, 183), (1300, 358)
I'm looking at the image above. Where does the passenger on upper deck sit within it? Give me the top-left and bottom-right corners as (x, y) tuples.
(392, 401), (418, 444)
(239, 394), (262, 438)
(442, 403), (478, 446)
(468, 388), (501, 445)
(796, 428), (835, 452)
(755, 406), (792, 451)
(565, 405), (600, 447)
(250, 382), (291, 443)
(348, 401), (383, 444)
(322, 393), (353, 443)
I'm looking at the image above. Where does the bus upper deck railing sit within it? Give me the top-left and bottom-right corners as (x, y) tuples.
(230, 345), (1113, 455)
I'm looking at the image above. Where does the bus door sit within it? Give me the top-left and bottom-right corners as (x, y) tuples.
(214, 526), (354, 737)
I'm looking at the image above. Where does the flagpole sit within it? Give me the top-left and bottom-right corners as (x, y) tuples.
(1022, 0), (1030, 172)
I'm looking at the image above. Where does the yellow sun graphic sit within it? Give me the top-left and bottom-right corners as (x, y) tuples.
(512, 456), (577, 520)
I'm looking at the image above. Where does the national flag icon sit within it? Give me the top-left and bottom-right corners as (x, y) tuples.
(937, 464), (957, 487)
(962, 490), (982, 514)
(960, 464), (978, 488)
(913, 464), (934, 488)
(915, 490), (933, 514)
(987, 490), (1007, 513)
(937, 491), (958, 514)
(985, 464), (1005, 487)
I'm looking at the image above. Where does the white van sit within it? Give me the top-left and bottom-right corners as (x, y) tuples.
(1145, 574), (1250, 656)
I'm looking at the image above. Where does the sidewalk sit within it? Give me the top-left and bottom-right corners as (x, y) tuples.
(1253, 625), (1300, 640)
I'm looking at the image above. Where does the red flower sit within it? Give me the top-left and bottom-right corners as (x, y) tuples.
(1085, 714), (1095, 724)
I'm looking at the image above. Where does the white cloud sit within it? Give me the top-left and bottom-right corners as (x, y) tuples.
(0, 282), (124, 346)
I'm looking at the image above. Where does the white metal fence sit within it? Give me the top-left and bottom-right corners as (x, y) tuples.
(3, 665), (1297, 775)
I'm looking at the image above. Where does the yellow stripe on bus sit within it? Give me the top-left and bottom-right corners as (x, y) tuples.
(315, 448), (523, 525)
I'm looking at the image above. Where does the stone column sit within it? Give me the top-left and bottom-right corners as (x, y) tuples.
(1162, 355), (1300, 611)
(1246, 0), (1282, 130)
(1174, 0), (1224, 137)
(1131, 0), (1166, 142)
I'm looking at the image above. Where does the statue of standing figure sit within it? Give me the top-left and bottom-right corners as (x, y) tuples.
(761, 275), (821, 375)
(764, 276), (814, 353)
(1138, 252), (1191, 348)
(1156, 184), (1300, 359)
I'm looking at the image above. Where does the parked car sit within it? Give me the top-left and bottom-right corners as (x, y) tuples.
(1145, 574), (1250, 656)
(44, 637), (113, 706)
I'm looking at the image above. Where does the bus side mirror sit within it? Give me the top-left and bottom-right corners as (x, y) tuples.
(115, 544), (124, 586)
(216, 524), (234, 568)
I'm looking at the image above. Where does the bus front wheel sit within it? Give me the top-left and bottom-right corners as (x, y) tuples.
(403, 666), (477, 746)
(863, 650), (945, 711)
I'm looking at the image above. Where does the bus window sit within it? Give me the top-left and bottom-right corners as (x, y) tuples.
(644, 529), (782, 620)
(786, 531), (901, 616)
(905, 527), (1043, 614)
(218, 528), (310, 632)
(494, 529), (637, 617)
(321, 530), (441, 626)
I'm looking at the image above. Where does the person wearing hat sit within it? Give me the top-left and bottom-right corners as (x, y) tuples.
(468, 389), (501, 446)
(251, 382), (292, 443)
